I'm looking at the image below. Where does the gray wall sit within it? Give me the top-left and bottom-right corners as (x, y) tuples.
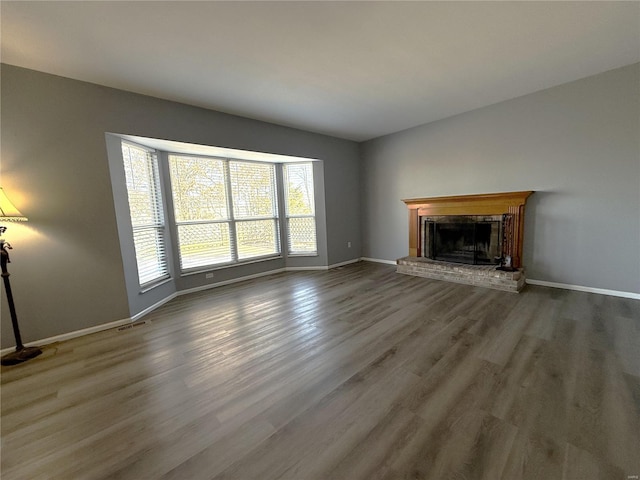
(1, 64), (361, 348)
(361, 63), (640, 294)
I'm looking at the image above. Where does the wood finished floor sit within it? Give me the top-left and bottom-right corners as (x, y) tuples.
(1, 262), (639, 480)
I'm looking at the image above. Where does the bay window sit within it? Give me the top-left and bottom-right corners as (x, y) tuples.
(115, 135), (320, 280)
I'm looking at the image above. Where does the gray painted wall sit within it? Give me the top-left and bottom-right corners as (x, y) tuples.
(361, 63), (640, 294)
(1, 64), (361, 348)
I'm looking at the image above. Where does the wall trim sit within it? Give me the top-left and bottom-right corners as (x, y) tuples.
(2, 262), (360, 352)
(286, 258), (361, 271)
(327, 258), (361, 269)
(360, 257), (397, 265)
(0, 317), (133, 355)
(285, 266), (328, 271)
(359, 259), (640, 299)
(8, 264), (637, 355)
(2, 268), (289, 353)
(526, 279), (640, 300)
(178, 268), (287, 296)
(131, 292), (178, 321)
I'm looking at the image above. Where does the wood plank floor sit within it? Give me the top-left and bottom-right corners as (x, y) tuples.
(1, 261), (639, 479)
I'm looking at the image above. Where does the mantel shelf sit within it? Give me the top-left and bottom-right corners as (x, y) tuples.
(402, 191), (533, 216)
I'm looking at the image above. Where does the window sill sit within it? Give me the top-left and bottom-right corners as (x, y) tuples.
(139, 276), (172, 294)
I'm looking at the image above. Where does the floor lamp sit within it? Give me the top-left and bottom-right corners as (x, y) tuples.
(0, 187), (42, 366)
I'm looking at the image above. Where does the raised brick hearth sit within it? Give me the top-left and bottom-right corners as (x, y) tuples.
(397, 256), (525, 292)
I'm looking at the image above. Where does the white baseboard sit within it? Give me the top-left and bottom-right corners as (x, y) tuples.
(173, 260), (362, 298)
(131, 293), (178, 321)
(275, 258), (361, 272)
(2, 269), (292, 354)
(8, 265), (636, 355)
(327, 258), (361, 269)
(179, 268), (287, 296)
(526, 279), (640, 300)
(3, 264), (365, 353)
(360, 257), (397, 266)
(0, 317), (133, 355)
(284, 266), (328, 271)
(362, 259), (640, 300)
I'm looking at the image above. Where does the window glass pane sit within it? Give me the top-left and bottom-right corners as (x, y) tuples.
(229, 161), (276, 219)
(169, 156), (228, 222)
(284, 163), (315, 216)
(288, 217), (317, 254)
(236, 220), (279, 260)
(133, 228), (168, 285)
(177, 223), (232, 269)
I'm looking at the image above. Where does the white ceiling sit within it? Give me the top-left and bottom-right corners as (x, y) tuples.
(2, 1), (639, 142)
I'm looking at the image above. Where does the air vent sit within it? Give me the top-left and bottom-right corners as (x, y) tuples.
(117, 320), (151, 332)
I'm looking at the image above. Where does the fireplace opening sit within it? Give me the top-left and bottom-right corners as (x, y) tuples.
(422, 215), (502, 265)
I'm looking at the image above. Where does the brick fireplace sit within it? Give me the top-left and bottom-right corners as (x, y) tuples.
(397, 191), (533, 292)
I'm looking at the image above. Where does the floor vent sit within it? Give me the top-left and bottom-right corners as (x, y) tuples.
(117, 320), (151, 332)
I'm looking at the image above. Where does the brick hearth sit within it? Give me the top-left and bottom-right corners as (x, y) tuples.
(397, 256), (526, 292)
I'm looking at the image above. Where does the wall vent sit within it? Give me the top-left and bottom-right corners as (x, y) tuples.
(117, 320), (151, 332)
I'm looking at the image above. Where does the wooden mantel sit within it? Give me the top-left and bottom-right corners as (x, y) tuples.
(402, 191), (533, 268)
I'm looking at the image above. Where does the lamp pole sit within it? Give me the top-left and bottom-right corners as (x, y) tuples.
(1, 232), (42, 365)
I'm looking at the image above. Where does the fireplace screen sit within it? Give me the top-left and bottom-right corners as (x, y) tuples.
(422, 215), (502, 265)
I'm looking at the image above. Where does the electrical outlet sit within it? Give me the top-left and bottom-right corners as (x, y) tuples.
(205, 273), (214, 279)
(347, 241), (351, 248)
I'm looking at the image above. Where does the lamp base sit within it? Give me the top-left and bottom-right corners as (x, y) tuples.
(1, 346), (43, 366)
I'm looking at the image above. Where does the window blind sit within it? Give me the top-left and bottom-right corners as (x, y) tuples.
(229, 161), (280, 261)
(284, 163), (317, 255)
(121, 142), (169, 286)
(169, 156), (280, 270)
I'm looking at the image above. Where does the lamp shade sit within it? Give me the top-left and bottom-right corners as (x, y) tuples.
(0, 188), (28, 222)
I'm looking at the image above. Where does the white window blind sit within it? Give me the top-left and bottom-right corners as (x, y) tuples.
(229, 161), (279, 261)
(121, 142), (169, 286)
(284, 163), (317, 255)
(169, 155), (232, 269)
(169, 156), (280, 270)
